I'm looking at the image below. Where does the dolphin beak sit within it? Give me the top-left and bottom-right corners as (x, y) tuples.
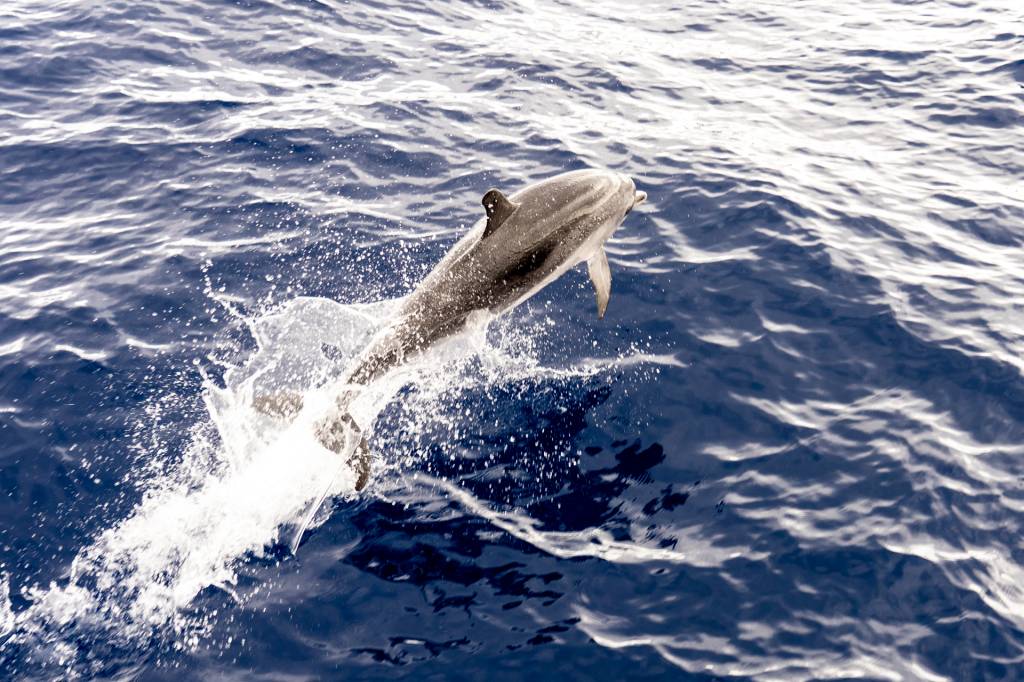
(621, 174), (646, 215)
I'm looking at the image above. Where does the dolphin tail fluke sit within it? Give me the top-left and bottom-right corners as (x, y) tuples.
(252, 391), (304, 419)
(251, 391), (370, 489)
(351, 430), (371, 491)
(289, 461), (341, 553)
(290, 405), (371, 553)
(317, 409), (372, 488)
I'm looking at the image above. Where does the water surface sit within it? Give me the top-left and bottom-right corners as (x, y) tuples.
(1, 0), (1023, 679)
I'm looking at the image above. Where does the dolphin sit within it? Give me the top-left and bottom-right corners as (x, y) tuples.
(262, 168), (647, 548)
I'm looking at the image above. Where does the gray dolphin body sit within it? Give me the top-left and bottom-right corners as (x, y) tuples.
(281, 169), (646, 506)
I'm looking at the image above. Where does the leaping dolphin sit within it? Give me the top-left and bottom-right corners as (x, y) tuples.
(262, 168), (647, 549)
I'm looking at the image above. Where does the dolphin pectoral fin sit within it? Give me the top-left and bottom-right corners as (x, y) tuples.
(481, 188), (519, 239)
(587, 248), (612, 319)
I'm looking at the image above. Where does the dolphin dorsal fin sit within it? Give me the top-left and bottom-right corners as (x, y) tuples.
(481, 189), (518, 238)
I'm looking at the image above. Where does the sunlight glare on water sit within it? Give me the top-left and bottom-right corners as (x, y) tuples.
(1, 0), (1023, 678)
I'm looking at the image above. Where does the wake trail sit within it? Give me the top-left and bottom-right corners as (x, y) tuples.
(0, 297), (394, 675)
(0, 294), (658, 678)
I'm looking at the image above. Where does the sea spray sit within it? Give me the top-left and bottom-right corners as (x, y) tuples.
(0, 293), (658, 678)
(0, 297), (398, 675)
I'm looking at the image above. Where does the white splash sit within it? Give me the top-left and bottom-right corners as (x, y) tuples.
(0, 293), (660, 676)
(0, 297), (404, 668)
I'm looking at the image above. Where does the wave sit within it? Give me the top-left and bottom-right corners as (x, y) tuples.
(0, 294), (657, 677)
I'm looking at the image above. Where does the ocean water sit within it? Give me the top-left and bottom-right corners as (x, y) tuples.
(1, 0), (1022, 679)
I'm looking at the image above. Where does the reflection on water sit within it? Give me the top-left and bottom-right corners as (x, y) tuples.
(1, 0), (1023, 678)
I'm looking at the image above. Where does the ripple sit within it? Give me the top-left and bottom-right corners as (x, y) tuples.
(2, 0), (1024, 678)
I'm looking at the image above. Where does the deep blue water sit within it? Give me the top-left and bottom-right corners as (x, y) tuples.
(2, 0), (1024, 679)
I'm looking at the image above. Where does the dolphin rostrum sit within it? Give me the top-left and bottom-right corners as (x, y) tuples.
(267, 168), (647, 549)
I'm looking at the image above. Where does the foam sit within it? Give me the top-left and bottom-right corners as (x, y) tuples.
(1, 297), (400, 668)
(0, 294), (656, 674)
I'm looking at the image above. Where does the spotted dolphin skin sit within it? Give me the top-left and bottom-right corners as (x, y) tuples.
(313, 168), (647, 488)
(348, 168), (645, 384)
(275, 169), (646, 548)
